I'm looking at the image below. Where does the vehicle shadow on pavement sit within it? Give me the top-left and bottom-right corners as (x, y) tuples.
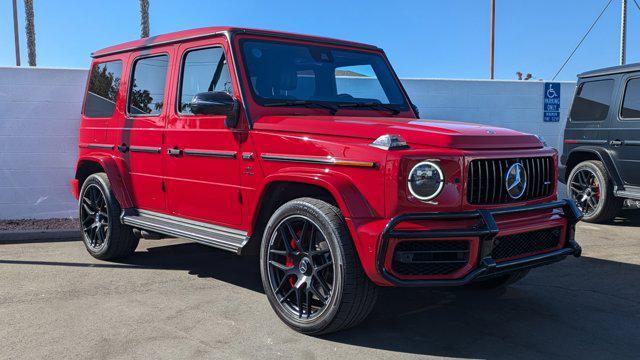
(323, 256), (640, 359)
(109, 240), (640, 359)
(5, 242), (633, 359)
(609, 209), (640, 227)
(114, 242), (265, 293)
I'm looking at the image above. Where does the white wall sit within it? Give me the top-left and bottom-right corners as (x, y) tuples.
(402, 78), (576, 151)
(0, 67), (574, 220)
(0, 67), (88, 219)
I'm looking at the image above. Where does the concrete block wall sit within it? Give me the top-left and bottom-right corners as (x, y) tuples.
(402, 79), (576, 151)
(0, 67), (88, 219)
(0, 67), (574, 219)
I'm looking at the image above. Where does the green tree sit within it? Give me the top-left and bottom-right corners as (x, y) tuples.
(89, 64), (120, 100)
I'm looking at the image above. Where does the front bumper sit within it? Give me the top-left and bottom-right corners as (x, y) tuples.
(376, 199), (583, 286)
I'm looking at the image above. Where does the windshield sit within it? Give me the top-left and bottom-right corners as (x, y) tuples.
(240, 39), (408, 109)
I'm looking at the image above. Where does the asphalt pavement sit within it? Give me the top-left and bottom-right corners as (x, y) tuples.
(1, 211), (639, 359)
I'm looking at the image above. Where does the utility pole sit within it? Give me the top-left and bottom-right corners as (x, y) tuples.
(621, 0), (627, 65)
(490, 0), (495, 79)
(12, 0), (21, 66)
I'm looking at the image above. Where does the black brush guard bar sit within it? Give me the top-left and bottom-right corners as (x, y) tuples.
(377, 199), (583, 286)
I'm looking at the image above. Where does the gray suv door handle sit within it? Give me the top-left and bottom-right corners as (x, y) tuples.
(610, 139), (623, 147)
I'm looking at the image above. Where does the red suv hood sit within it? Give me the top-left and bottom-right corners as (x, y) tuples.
(254, 116), (543, 150)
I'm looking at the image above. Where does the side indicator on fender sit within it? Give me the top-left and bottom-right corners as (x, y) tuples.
(332, 159), (377, 168)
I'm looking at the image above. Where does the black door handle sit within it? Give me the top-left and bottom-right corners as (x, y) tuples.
(117, 144), (129, 153)
(610, 139), (623, 147)
(167, 147), (183, 156)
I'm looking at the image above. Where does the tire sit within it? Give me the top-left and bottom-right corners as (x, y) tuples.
(469, 270), (529, 289)
(567, 160), (622, 223)
(260, 197), (378, 335)
(79, 173), (139, 260)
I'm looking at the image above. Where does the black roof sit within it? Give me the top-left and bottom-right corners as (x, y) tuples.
(579, 63), (640, 78)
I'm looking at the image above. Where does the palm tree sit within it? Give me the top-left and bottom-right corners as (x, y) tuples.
(24, 0), (36, 66)
(139, 0), (149, 38)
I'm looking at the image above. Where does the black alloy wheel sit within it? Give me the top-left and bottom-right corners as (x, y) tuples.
(78, 173), (139, 260)
(260, 198), (378, 335)
(567, 160), (622, 223)
(80, 183), (110, 251)
(569, 167), (601, 217)
(266, 215), (335, 320)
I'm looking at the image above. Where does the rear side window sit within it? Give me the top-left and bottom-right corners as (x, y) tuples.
(84, 60), (122, 118)
(178, 47), (234, 115)
(128, 55), (169, 116)
(621, 78), (640, 119)
(570, 79), (614, 122)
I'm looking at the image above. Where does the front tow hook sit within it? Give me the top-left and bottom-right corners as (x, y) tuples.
(569, 239), (582, 258)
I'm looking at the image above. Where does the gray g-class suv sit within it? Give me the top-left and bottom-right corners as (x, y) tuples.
(561, 63), (640, 223)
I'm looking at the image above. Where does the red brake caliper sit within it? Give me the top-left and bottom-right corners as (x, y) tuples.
(592, 179), (600, 201)
(285, 238), (297, 286)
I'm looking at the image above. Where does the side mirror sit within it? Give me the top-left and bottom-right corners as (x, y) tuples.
(190, 91), (240, 128)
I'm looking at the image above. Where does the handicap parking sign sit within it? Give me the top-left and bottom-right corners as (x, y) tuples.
(543, 83), (561, 122)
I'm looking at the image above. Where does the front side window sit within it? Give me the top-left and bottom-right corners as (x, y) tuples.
(240, 39), (407, 108)
(178, 47), (234, 115)
(84, 60), (122, 118)
(621, 78), (640, 119)
(570, 79), (614, 122)
(335, 64), (388, 103)
(128, 55), (169, 116)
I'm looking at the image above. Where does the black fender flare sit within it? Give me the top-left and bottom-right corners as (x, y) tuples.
(565, 146), (624, 189)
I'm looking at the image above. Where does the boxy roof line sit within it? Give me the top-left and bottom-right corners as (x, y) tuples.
(91, 27), (381, 58)
(579, 62), (640, 78)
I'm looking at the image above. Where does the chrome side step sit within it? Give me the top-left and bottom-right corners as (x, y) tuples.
(615, 188), (640, 200)
(121, 209), (248, 254)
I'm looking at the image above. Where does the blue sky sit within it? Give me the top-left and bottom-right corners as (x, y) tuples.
(1, 0), (639, 80)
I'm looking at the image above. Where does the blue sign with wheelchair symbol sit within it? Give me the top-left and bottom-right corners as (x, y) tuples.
(543, 82), (561, 122)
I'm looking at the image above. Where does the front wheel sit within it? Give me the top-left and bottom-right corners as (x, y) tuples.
(567, 160), (622, 223)
(260, 198), (378, 335)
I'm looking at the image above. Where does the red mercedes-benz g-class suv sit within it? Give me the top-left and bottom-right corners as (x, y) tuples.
(72, 27), (582, 334)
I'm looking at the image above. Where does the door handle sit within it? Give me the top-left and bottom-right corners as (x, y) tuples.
(610, 139), (623, 147)
(117, 144), (129, 153)
(167, 147), (183, 156)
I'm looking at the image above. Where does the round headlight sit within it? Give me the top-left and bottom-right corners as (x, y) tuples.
(407, 161), (444, 201)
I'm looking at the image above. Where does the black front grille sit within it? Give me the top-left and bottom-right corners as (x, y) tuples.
(392, 240), (470, 276)
(467, 157), (554, 205)
(492, 227), (561, 261)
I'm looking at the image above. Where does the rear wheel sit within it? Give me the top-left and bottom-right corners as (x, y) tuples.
(260, 198), (378, 335)
(79, 173), (139, 260)
(567, 160), (622, 223)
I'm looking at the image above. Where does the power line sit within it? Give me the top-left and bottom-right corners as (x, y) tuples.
(552, 0), (613, 80)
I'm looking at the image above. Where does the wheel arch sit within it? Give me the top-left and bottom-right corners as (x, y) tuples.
(243, 172), (376, 254)
(565, 147), (624, 188)
(75, 154), (134, 209)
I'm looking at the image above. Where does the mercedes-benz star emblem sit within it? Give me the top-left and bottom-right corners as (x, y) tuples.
(299, 258), (310, 274)
(505, 163), (527, 199)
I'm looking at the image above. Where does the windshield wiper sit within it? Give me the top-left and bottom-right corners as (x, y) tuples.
(264, 100), (338, 115)
(337, 102), (400, 115)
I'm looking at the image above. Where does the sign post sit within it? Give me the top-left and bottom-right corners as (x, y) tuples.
(543, 82), (561, 122)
